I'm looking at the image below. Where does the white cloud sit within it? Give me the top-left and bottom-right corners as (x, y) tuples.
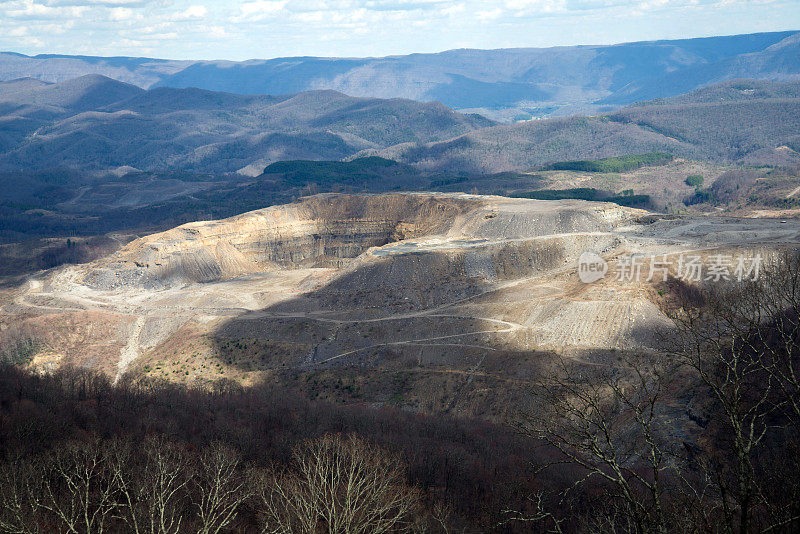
(476, 7), (502, 20)
(0, 0), (797, 61)
(109, 37), (144, 47)
(95, 0), (149, 4)
(362, 0), (449, 11)
(21, 35), (45, 46)
(234, 0), (287, 21)
(205, 25), (227, 37)
(440, 3), (465, 16)
(169, 4), (207, 20)
(504, 0), (567, 14)
(107, 6), (141, 20)
(48, 0), (153, 5)
(5, 0), (89, 19)
(295, 9), (324, 22)
(183, 4), (207, 17)
(136, 31), (178, 39)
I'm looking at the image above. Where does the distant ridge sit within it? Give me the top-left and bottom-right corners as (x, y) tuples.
(0, 74), (143, 112)
(0, 75), (493, 173)
(2, 31), (799, 117)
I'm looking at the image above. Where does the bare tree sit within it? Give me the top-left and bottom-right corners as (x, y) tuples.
(38, 440), (123, 534)
(0, 458), (44, 534)
(741, 252), (800, 431)
(515, 356), (684, 534)
(663, 251), (800, 533)
(192, 442), (251, 534)
(114, 436), (190, 534)
(255, 433), (423, 534)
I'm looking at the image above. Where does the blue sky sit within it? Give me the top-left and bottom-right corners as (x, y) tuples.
(1, 0), (799, 60)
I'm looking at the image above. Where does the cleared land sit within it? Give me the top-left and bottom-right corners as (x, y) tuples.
(3, 193), (799, 418)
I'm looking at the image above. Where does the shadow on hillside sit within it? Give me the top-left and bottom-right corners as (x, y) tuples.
(207, 250), (669, 419)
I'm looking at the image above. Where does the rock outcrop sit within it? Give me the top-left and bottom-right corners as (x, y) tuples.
(79, 193), (637, 290)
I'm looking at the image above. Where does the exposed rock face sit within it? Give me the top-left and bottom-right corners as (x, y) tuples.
(9, 192), (799, 420)
(79, 193), (635, 290)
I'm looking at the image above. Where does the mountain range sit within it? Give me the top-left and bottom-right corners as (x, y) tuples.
(367, 78), (800, 173)
(0, 75), (491, 174)
(2, 73), (797, 176)
(2, 30), (799, 118)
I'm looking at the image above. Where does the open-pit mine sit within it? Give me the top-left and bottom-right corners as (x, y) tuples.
(3, 193), (800, 417)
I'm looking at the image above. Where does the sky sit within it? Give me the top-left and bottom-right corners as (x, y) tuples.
(1, 0), (799, 60)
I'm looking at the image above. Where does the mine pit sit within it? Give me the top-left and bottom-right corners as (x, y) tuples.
(5, 192), (800, 398)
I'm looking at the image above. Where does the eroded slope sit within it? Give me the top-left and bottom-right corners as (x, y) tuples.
(4, 193), (799, 419)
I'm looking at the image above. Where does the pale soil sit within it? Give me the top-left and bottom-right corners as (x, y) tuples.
(2, 192), (799, 415)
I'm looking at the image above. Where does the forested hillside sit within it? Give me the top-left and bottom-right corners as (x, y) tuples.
(368, 79), (800, 173)
(0, 75), (492, 174)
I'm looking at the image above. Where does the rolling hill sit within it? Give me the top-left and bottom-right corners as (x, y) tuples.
(0, 75), (493, 174)
(2, 31), (798, 117)
(365, 79), (800, 173)
(2, 75), (800, 178)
